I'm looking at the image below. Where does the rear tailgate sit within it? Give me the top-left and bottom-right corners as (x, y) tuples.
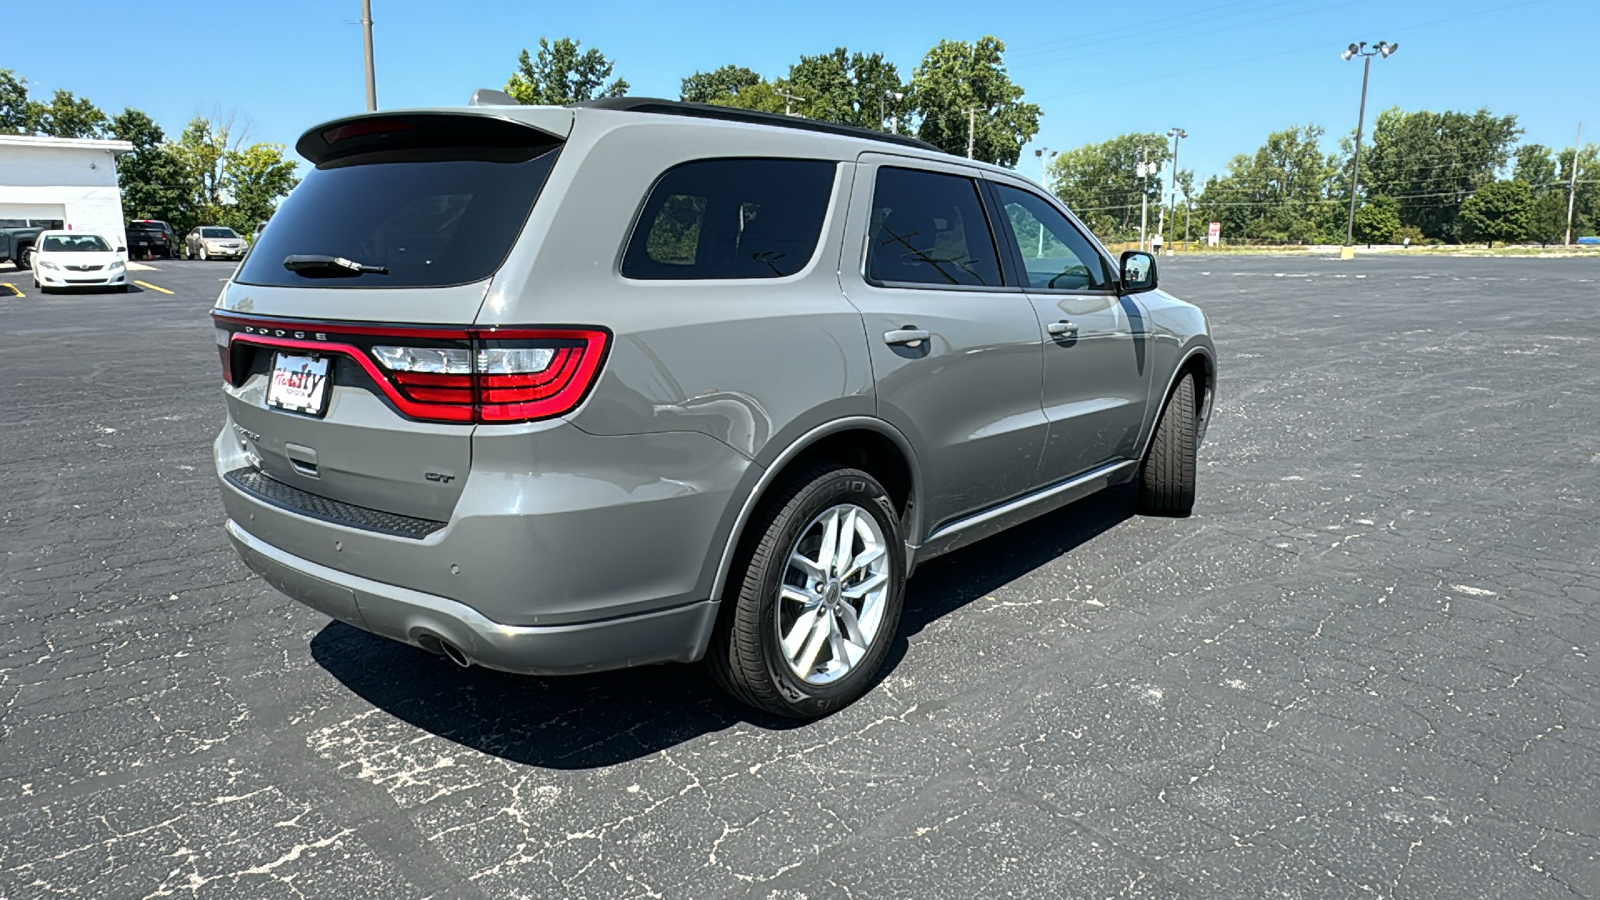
(215, 109), (571, 522)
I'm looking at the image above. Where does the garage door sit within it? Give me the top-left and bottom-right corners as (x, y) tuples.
(0, 203), (67, 228)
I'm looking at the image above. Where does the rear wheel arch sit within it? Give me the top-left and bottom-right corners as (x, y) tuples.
(708, 419), (922, 607)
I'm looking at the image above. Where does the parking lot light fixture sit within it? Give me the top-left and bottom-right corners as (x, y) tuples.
(1166, 128), (1186, 256)
(1342, 40), (1398, 257)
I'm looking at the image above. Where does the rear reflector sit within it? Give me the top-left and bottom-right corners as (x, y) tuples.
(214, 315), (609, 424)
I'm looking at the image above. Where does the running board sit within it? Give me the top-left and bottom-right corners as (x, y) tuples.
(912, 460), (1136, 568)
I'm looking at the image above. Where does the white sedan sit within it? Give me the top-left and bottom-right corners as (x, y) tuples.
(31, 231), (128, 294)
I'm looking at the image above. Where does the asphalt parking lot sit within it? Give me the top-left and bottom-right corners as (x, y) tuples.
(1, 254), (1596, 899)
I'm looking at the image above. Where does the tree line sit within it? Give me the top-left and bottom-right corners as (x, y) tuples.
(1, 69), (298, 238)
(506, 37), (1599, 247)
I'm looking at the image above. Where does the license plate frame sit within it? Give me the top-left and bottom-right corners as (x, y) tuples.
(266, 352), (332, 417)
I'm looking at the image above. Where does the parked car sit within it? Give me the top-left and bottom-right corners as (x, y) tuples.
(30, 231), (128, 293)
(0, 219), (57, 269)
(186, 225), (248, 260)
(213, 96), (1216, 717)
(126, 219), (176, 259)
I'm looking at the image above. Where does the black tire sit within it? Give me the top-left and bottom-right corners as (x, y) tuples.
(199, 246), (208, 261)
(18, 247), (32, 270)
(1138, 373), (1198, 517)
(707, 463), (906, 718)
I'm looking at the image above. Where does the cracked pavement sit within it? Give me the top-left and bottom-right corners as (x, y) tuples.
(1, 255), (1597, 898)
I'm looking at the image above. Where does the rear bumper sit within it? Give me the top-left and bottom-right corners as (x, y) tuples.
(227, 519), (720, 674)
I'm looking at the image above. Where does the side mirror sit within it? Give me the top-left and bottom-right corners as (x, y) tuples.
(1120, 251), (1158, 293)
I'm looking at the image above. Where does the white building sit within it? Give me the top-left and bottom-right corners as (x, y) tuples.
(0, 134), (135, 247)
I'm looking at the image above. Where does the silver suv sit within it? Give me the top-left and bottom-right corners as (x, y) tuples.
(214, 95), (1215, 718)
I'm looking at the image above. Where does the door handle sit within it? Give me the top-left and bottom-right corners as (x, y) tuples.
(1047, 320), (1079, 337)
(884, 327), (931, 347)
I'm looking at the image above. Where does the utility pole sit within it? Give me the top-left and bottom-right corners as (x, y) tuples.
(1341, 41), (1397, 258)
(1566, 122), (1583, 246)
(778, 88), (805, 116)
(967, 108), (977, 159)
(1166, 127), (1186, 256)
(1034, 147), (1057, 255)
(361, 0), (377, 112)
(1184, 195), (1193, 247)
(1138, 149), (1151, 252)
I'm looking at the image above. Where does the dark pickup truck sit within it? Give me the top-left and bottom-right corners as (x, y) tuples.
(126, 220), (175, 259)
(0, 222), (48, 269)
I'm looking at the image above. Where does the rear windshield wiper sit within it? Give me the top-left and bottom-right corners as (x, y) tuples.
(283, 254), (389, 278)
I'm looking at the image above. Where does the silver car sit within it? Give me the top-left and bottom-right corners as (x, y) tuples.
(214, 95), (1215, 717)
(186, 225), (247, 260)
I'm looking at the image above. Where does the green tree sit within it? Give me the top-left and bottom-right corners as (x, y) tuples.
(1352, 194), (1401, 245)
(1046, 133), (1170, 240)
(110, 108), (193, 228)
(1459, 179), (1534, 247)
(709, 79), (786, 114)
(782, 48), (909, 130)
(1528, 190), (1567, 247)
(909, 36), (1039, 166)
(1359, 107), (1521, 241)
(505, 37), (628, 105)
(680, 65), (762, 104)
(221, 143), (299, 234)
(0, 68), (32, 134)
(172, 116), (238, 228)
(30, 89), (108, 139)
(1195, 125), (1339, 244)
(1512, 144), (1557, 194)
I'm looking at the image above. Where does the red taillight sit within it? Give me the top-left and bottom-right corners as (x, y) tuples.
(213, 315), (609, 424)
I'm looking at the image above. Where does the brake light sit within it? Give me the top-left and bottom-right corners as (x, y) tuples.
(214, 315), (609, 424)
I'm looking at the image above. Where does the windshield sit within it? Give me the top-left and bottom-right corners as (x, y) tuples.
(201, 227), (238, 238)
(41, 235), (111, 252)
(236, 146), (560, 289)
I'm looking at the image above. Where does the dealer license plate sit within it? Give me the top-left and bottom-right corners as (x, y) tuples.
(266, 353), (331, 417)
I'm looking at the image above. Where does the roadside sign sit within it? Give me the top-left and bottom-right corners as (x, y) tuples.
(1207, 222), (1221, 247)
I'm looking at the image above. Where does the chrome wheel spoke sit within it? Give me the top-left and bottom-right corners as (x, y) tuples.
(794, 615), (830, 674)
(842, 570), (889, 600)
(842, 544), (886, 582)
(781, 608), (821, 658)
(780, 585), (817, 608)
(816, 510), (841, 579)
(831, 508), (858, 576)
(827, 616), (851, 671)
(789, 551), (826, 583)
(835, 601), (868, 647)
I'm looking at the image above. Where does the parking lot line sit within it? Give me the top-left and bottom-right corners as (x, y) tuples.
(0, 283), (21, 297)
(133, 281), (174, 295)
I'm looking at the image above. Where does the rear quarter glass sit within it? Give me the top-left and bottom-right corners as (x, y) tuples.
(234, 146), (559, 290)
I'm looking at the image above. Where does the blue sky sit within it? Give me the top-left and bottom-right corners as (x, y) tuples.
(15, 0), (1595, 182)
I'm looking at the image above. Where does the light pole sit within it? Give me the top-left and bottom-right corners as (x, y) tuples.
(1166, 128), (1186, 256)
(361, 0), (377, 111)
(1034, 147), (1058, 255)
(1341, 40), (1397, 258)
(881, 90), (904, 134)
(1565, 122), (1583, 246)
(1138, 150), (1153, 251)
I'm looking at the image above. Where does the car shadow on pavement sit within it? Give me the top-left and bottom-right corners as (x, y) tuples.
(309, 488), (1136, 770)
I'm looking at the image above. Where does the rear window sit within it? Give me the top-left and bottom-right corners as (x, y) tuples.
(621, 158), (836, 280)
(235, 146), (560, 289)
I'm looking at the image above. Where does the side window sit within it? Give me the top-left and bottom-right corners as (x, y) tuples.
(866, 167), (1003, 288)
(621, 158), (836, 280)
(992, 183), (1114, 291)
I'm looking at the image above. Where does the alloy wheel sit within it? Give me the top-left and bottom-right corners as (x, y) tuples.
(775, 503), (892, 685)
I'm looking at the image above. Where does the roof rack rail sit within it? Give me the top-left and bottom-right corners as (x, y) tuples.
(568, 97), (947, 155)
